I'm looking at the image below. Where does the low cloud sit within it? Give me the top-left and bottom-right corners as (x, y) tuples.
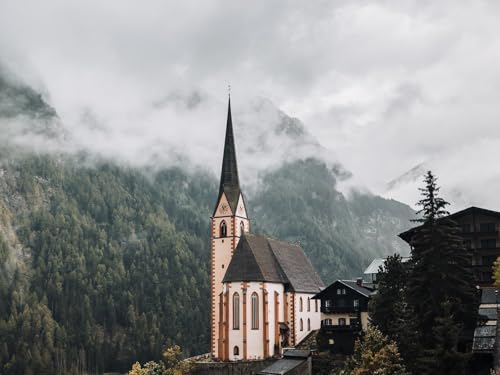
(1, 1), (500, 208)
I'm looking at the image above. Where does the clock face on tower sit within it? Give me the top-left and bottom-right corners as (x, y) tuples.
(221, 203), (229, 213)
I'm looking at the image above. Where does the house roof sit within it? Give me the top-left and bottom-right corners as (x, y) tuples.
(214, 98), (241, 215)
(481, 288), (498, 305)
(257, 359), (305, 375)
(223, 233), (324, 293)
(473, 325), (497, 353)
(399, 206), (500, 243)
(312, 279), (373, 299)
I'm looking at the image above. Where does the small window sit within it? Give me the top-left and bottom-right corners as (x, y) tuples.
(338, 318), (346, 326)
(481, 239), (496, 248)
(233, 346), (239, 356)
(307, 298), (310, 312)
(325, 300), (331, 308)
(480, 223), (496, 233)
(483, 255), (498, 266)
(220, 220), (227, 238)
(240, 221), (245, 234)
(336, 289), (341, 295)
(307, 318), (311, 331)
(342, 288), (346, 295)
(299, 297), (303, 312)
(461, 223), (471, 233)
(251, 293), (259, 329)
(233, 293), (240, 330)
(322, 319), (332, 326)
(353, 299), (359, 308)
(315, 299), (318, 312)
(300, 318), (303, 331)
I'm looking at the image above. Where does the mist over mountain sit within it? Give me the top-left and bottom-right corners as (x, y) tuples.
(0, 68), (415, 373)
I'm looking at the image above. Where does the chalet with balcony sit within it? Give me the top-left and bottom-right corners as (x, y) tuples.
(399, 206), (500, 286)
(312, 278), (374, 354)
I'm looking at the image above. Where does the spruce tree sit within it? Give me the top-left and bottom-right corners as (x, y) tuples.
(407, 171), (478, 369)
(370, 254), (408, 337)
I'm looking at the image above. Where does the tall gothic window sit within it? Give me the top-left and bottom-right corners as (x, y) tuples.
(233, 346), (239, 356)
(307, 318), (311, 331)
(299, 297), (303, 312)
(220, 220), (227, 238)
(251, 292), (259, 329)
(300, 318), (303, 331)
(307, 297), (310, 312)
(315, 299), (318, 312)
(240, 221), (245, 234)
(233, 293), (240, 330)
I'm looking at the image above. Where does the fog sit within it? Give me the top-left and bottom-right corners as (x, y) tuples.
(1, 1), (500, 209)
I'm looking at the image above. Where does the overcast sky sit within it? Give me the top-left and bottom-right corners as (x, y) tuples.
(1, 0), (500, 209)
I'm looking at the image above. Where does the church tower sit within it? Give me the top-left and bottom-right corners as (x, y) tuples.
(211, 98), (249, 359)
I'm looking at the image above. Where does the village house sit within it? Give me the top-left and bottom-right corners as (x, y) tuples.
(313, 278), (373, 354)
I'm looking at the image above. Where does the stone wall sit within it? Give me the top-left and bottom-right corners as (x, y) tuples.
(191, 359), (276, 375)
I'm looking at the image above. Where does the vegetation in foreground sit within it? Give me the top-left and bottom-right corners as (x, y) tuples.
(370, 171), (479, 374)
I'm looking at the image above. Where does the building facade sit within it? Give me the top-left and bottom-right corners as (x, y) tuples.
(210, 99), (324, 361)
(399, 206), (500, 285)
(313, 279), (373, 354)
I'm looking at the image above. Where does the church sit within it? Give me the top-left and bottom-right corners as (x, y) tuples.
(210, 98), (324, 361)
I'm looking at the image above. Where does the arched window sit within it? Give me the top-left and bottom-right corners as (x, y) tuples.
(300, 318), (303, 331)
(233, 293), (240, 330)
(307, 318), (311, 331)
(240, 221), (245, 234)
(307, 297), (310, 312)
(315, 299), (318, 312)
(299, 297), (303, 312)
(338, 318), (346, 326)
(233, 346), (239, 356)
(220, 220), (227, 238)
(251, 292), (259, 329)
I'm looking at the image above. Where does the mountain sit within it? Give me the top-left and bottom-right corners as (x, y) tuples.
(0, 70), (415, 374)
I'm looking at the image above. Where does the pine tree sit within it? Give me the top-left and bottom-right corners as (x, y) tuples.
(407, 171), (478, 365)
(369, 254), (407, 337)
(369, 254), (421, 370)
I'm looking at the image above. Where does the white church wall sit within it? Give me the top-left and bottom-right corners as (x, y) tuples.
(264, 283), (285, 357)
(293, 292), (321, 344)
(226, 282), (285, 361)
(243, 282), (263, 360)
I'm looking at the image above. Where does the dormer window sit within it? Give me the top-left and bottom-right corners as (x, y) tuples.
(220, 220), (227, 238)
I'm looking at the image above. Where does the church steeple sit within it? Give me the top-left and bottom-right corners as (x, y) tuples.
(217, 97), (241, 213)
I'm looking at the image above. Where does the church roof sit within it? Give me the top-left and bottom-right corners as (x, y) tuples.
(223, 233), (324, 293)
(215, 98), (241, 214)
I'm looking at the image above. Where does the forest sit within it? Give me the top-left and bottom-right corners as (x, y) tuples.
(0, 153), (414, 374)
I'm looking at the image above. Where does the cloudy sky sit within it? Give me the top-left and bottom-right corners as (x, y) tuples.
(1, 0), (500, 209)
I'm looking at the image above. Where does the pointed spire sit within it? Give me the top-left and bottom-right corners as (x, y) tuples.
(217, 96), (241, 212)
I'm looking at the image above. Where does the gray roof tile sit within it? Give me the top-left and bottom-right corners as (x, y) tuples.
(223, 233), (324, 293)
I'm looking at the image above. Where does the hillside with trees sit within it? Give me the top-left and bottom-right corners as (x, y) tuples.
(0, 70), (415, 374)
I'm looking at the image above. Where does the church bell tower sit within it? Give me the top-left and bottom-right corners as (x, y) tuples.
(210, 97), (249, 359)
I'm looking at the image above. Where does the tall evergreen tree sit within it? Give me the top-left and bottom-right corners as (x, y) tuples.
(406, 171), (478, 372)
(369, 254), (420, 370)
(370, 254), (407, 337)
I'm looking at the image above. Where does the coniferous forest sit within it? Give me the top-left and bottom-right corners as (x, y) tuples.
(0, 70), (415, 374)
(0, 153), (415, 374)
